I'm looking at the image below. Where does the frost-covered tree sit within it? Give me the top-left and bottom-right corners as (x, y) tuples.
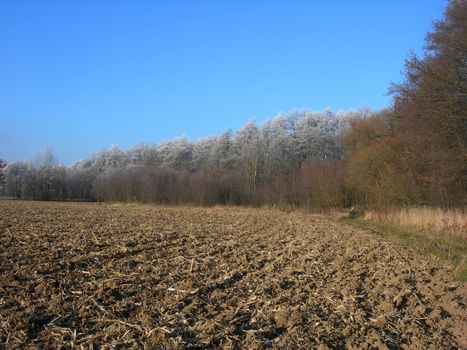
(4, 108), (363, 208)
(192, 136), (216, 171)
(211, 129), (236, 174)
(234, 121), (262, 199)
(0, 159), (7, 192)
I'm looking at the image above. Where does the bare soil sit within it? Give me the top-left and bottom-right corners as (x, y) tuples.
(0, 200), (466, 349)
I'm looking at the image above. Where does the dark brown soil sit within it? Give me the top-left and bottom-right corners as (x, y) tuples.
(0, 200), (465, 349)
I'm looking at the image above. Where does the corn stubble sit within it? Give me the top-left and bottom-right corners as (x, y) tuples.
(0, 201), (465, 349)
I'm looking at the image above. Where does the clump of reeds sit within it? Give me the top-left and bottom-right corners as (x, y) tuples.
(364, 207), (466, 236)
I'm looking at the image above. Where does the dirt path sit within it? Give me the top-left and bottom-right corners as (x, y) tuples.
(1, 201), (465, 349)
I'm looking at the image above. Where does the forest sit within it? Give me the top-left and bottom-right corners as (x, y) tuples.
(1, 0), (465, 210)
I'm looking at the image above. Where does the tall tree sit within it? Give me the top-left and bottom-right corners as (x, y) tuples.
(390, 0), (467, 206)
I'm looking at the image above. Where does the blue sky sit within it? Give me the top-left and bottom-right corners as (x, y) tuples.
(1, 0), (446, 164)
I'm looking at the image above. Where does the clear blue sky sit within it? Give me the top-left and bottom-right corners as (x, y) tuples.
(1, 0), (446, 164)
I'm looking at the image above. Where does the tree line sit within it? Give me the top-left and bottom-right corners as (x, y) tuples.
(0, 109), (358, 209)
(1, 0), (465, 209)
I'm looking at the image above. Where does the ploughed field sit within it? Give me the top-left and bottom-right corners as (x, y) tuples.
(0, 201), (465, 349)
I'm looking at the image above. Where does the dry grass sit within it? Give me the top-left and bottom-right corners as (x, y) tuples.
(364, 207), (466, 236)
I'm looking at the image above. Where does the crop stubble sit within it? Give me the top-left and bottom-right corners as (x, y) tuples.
(0, 200), (466, 349)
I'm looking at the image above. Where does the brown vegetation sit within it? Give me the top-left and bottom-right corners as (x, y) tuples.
(364, 207), (466, 234)
(344, 0), (466, 208)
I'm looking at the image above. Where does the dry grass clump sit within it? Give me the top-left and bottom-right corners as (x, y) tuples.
(364, 207), (466, 236)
